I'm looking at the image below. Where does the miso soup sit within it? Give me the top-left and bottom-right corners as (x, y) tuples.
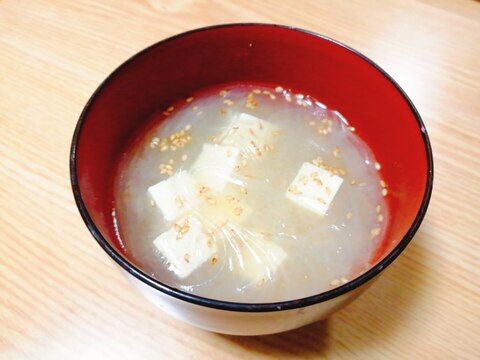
(113, 84), (388, 303)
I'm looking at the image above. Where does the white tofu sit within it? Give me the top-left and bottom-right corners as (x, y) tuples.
(237, 234), (287, 286)
(148, 171), (199, 222)
(221, 113), (278, 154)
(191, 143), (240, 192)
(153, 216), (217, 279)
(285, 162), (343, 216)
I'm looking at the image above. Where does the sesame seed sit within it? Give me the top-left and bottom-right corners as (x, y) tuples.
(330, 279), (341, 286)
(168, 159), (174, 164)
(174, 197), (184, 208)
(181, 154), (187, 161)
(219, 108), (226, 115)
(332, 147), (341, 159)
(382, 188), (388, 196)
(375, 162), (382, 170)
(186, 97), (194, 103)
(348, 126), (356, 132)
(184, 253), (191, 263)
(370, 228), (381, 239)
(376, 205), (381, 213)
(211, 256), (218, 265)
(150, 137), (160, 149)
(380, 180), (386, 188)
(271, 130), (281, 136)
(206, 197), (217, 205)
(269, 94), (276, 100)
(219, 90), (228, 97)
(223, 99), (234, 106)
(193, 106), (199, 110)
(346, 212), (353, 219)
(167, 106), (174, 112)
(257, 278), (266, 286)
(253, 89), (261, 94)
(295, 94), (304, 100)
(256, 121), (263, 130)
(240, 187), (248, 195)
(275, 86), (284, 93)
(248, 128), (255, 136)
(241, 159), (247, 167)
(378, 214), (384, 222)
(185, 124), (192, 131)
(150, 199), (155, 207)
(233, 207), (243, 216)
(340, 277), (348, 284)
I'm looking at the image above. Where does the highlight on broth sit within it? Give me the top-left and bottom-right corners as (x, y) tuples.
(113, 84), (389, 303)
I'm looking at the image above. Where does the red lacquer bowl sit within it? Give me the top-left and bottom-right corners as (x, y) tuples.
(70, 24), (433, 335)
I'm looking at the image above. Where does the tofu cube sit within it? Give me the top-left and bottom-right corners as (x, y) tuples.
(148, 171), (199, 222)
(191, 143), (240, 192)
(221, 113), (278, 155)
(285, 162), (343, 216)
(153, 216), (217, 279)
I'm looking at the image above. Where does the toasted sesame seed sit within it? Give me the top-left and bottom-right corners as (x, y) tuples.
(288, 185), (302, 195)
(167, 106), (174, 112)
(330, 278), (341, 286)
(256, 121), (263, 130)
(184, 253), (191, 263)
(253, 89), (261, 94)
(186, 97), (194, 103)
(150, 137), (160, 149)
(219, 90), (228, 97)
(382, 188), (388, 196)
(174, 197), (184, 208)
(233, 207), (243, 216)
(257, 278), (266, 286)
(370, 228), (381, 239)
(240, 187), (248, 195)
(332, 147), (341, 158)
(271, 130), (281, 136)
(211, 256), (218, 265)
(380, 180), (386, 188)
(248, 128), (255, 136)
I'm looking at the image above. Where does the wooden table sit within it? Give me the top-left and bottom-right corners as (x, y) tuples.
(1, 1), (479, 358)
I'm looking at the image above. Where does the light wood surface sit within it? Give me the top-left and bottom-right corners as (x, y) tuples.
(1, 0), (479, 358)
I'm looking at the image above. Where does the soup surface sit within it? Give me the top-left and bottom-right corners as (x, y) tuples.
(114, 83), (388, 303)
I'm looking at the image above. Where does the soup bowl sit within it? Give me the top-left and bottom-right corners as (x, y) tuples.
(70, 24), (433, 335)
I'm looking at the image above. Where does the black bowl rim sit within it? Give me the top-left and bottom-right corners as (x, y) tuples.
(70, 23), (434, 313)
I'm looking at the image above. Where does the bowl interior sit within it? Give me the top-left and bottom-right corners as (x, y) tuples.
(72, 24), (431, 303)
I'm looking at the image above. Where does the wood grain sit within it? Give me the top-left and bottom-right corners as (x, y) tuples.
(1, 0), (479, 358)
